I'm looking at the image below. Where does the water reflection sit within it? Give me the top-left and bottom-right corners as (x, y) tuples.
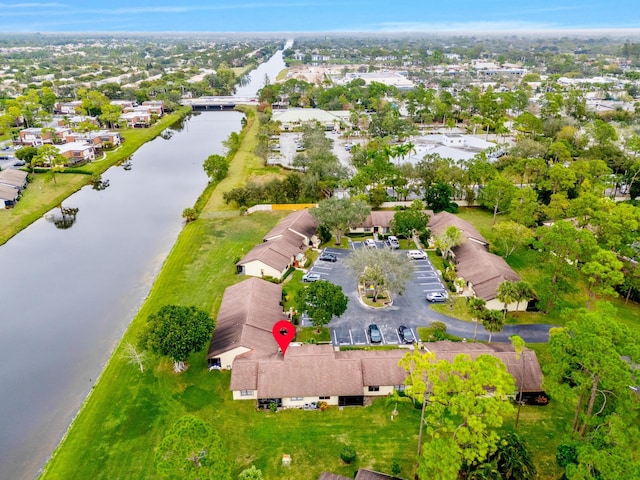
(90, 175), (110, 190)
(45, 205), (79, 229)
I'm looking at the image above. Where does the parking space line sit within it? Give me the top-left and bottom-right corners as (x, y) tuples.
(313, 265), (333, 270)
(349, 330), (353, 345)
(333, 330), (338, 344)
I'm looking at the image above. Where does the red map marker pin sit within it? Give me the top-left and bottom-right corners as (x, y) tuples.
(272, 320), (295, 355)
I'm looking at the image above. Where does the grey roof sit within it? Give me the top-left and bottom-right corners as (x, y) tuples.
(359, 210), (396, 229)
(0, 169), (28, 189)
(0, 184), (19, 201)
(207, 277), (283, 360)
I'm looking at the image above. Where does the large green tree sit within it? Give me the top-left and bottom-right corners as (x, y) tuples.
(203, 154), (229, 182)
(389, 200), (430, 239)
(300, 280), (348, 332)
(155, 415), (231, 480)
(544, 306), (640, 479)
(139, 305), (214, 372)
(400, 351), (516, 480)
(490, 221), (533, 258)
(345, 247), (413, 303)
(310, 197), (370, 245)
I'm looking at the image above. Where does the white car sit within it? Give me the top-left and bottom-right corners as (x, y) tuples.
(302, 272), (322, 282)
(364, 239), (377, 249)
(407, 249), (427, 260)
(426, 292), (448, 302)
(386, 235), (399, 249)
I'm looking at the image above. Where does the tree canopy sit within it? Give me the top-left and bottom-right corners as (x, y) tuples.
(155, 415), (231, 480)
(139, 305), (214, 370)
(345, 247), (413, 302)
(400, 350), (516, 480)
(310, 197), (370, 245)
(300, 280), (348, 332)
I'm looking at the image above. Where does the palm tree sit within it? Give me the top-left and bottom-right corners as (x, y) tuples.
(496, 281), (518, 319)
(513, 281), (534, 312)
(482, 310), (503, 343)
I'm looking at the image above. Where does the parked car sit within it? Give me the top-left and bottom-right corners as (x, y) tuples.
(368, 323), (382, 343)
(302, 272), (322, 282)
(318, 251), (337, 262)
(407, 249), (427, 260)
(398, 325), (414, 344)
(364, 239), (377, 249)
(426, 291), (448, 302)
(13, 160), (25, 167)
(386, 235), (399, 249)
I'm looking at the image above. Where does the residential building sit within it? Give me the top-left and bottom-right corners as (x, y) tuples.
(18, 127), (71, 146)
(0, 168), (28, 191)
(428, 211), (523, 310)
(236, 209), (317, 280)
(55, 142), (96, 164)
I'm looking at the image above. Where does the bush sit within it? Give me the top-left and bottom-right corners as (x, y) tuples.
(431, 321), (447, 332)
(340, 445), (356, 464)
(418, 228), (431, 247)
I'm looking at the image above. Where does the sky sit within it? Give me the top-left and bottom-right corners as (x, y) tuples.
(0, 1), (638, 34)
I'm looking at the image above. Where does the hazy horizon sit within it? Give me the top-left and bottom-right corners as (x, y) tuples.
(0, 1), (638, 35)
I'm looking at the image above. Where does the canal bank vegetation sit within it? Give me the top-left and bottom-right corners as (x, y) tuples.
(0, 107), (191, 246)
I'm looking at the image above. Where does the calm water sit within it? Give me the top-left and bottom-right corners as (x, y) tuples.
(0, 112), (242, 479)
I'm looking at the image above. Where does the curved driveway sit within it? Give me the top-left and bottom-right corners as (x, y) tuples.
(305, 247), (554, 346)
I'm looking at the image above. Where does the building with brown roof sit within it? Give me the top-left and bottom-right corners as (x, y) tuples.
(428, 211), (524, 311)
(319, 470), (406, 480)
(350, 210), (396, 235)
(236, 210), (317, 280)
(228, 341), (543, 409)
(206, 277), (284, 372)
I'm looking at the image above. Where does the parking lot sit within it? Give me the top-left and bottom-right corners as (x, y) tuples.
(301, 245), (448, 346)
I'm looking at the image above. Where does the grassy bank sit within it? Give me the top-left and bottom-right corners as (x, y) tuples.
(0, 106), (191, 246)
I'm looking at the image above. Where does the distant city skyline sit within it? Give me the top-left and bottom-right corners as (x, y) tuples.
(0, 1), (639, 34)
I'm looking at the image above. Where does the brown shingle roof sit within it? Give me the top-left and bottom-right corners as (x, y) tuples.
(428, 212), (519, 301)
(355, 469), (406, 480)
(256, 345), (364, 398)
(360, 210), (396, 229)
(236, 236), (302, 273)
(207, 277), (283, 359)
(428, 211), (487, 244)
(454, 241), (520, 301)
(336, 349), (407, 386)
(263, 209), (317, 242)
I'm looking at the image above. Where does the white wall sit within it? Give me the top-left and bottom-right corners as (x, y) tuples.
(241, 260), (286, 279)
(232, 390), (258, 400)
(217, 346), (251, 370)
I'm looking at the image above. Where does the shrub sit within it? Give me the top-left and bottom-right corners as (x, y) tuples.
(340, 445), (356, 464)
(268, 402), (278, 413)
(431, 321), (447, 332)
(318, 401), (328, 411)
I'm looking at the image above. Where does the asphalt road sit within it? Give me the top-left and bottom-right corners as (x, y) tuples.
(302, 246), (554, 346)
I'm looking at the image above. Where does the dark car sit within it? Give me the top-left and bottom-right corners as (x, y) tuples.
(368, 323), (382, 343)
(318, 252), (337, 262)
(398, 325), (414, 344)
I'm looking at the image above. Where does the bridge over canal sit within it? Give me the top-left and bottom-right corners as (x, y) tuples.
(181, 96), (258, 110)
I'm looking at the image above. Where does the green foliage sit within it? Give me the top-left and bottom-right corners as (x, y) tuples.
(300, 280), (348, 331)
(182, 208), (197, 223)
(401, 351), (516, 478)
(490, 221), (533, 258)
(340, 445), (356, 464)
(203, 154), (229, 182)
(155, 415), (231, 480)
(390, 200), (430, 238)
(424, 181), (454, 212)
(238, 465), (263, 480)
(345, 247), (413, 302)
(310, 197), (370, 244)
(139, 305), (214, 362)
